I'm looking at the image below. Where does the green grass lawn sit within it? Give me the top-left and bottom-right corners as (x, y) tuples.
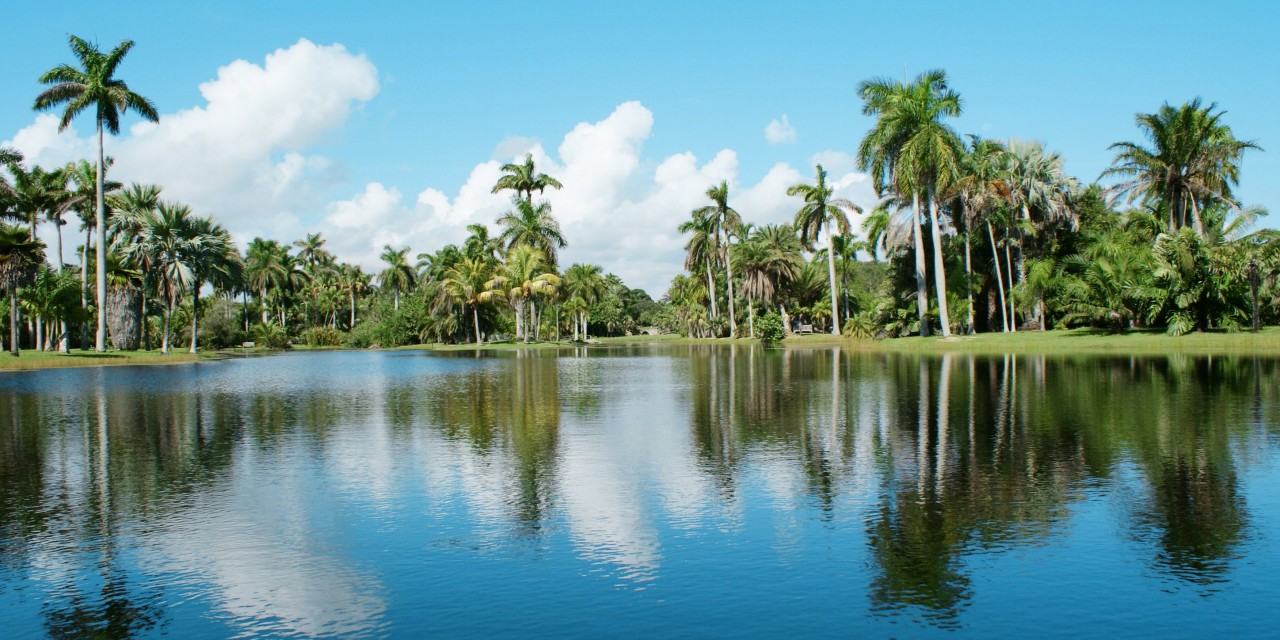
(0, 348), (202, 371)
(865, 326), (1280, 354)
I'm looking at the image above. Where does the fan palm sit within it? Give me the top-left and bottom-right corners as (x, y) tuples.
(789, 165), (860, 335)
(35, 34), (159, 352)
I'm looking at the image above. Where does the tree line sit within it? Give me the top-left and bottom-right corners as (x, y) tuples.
(0, 36), (660, 356)
(666, 70), (1275, 339)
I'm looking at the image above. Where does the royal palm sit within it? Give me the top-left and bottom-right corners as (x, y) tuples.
(35, 35), (158, 352)
(789, 165), (859, 336)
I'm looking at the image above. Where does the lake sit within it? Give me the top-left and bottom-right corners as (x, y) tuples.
(1, 346), (1278, 638)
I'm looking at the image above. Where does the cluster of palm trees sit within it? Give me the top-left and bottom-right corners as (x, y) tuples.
(670, 69), (1273, 338)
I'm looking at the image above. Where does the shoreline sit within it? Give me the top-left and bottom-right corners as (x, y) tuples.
(6, 328), (1279, 372)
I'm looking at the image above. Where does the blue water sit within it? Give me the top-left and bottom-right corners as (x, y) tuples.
(0, 347), (1277, 637)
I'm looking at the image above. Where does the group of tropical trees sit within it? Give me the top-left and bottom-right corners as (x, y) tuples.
(6, 37), (1275, 354)
(0, 35), (668, 356)
(668, 69), (1275, 339)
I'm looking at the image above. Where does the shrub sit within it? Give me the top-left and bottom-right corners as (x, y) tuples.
(757, 312), (784, 345)
(299, 326), (344, 347)
(199, 299), (247, 349)
(252, 322), (290, 349)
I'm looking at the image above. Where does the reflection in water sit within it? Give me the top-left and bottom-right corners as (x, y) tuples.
(0, 348), (1277, 636)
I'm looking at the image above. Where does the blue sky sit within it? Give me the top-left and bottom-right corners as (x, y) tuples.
(3, 1), (1277, 295)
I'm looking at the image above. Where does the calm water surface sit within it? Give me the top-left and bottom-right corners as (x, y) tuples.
(1, 346), (1279, 638)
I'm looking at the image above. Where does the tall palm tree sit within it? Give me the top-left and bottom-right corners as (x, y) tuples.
(379, 245), (416, 311)
(1104, 99), (1259, 237)
(491, 153), (563, 205)
(950, 136), (1010, 332)
(679, 207), (720, 320)
(134, 202), (197, 354)
(35, 34), (159, 352)
(0, 224), (45, 356)
(858, 69), (964, 336)
(108, 183), (162, 348)
(1004, 140), (1078, 328)
(440, 257), (491, 345)
(184, 216), (241, 353)
(337, 264), (370, 328)
(692, 181), (743, 337)
(293, 232), (332, 275)
(496, 198), (567, 266)
(789, 165), (859, 335)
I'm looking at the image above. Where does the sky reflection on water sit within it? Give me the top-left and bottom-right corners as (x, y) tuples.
(1, 347), (1278, 638)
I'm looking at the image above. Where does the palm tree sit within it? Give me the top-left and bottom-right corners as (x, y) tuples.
(1004, 140), (1078, 328)
(0, 224), (45, 356)
(379, 245), (416, 311)
(1104, 99), (1259, 236)
(293, 232), (332, 275)
(184, 217), (241, 353)
(562, 263), (607, 341)
(679, 207), (720, 321)
(463, 223), (503, 264)
(496, 198), (567, 266)
(692, 181), (743, 337)
(71, 159), (122, 340)
(440, 257), (491, 345)
(491, 153), (563, 205)
(858, 69), (964, 336)
(244, 238), (286, 325)
(35, 34), (159, 352)
(337, 264), (370, 328)
(789, 165), (860, 335)
(109, 184), (163, 348)
(480, 245), (560, 343)
(951, 136), (1010, 332)
(134, 202), (197, 354)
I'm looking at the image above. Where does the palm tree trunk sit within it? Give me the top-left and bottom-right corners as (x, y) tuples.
(725, 244), (737, 338)
(394, 286), (399, 312)
(59, 320), (69, 353)
(350, 290), (356, 328)
(95, 123), (107, 352)
(81, 229), (89, 349)
(162, 302), (171, 355)
(748, 300), (755, 339)
(705, 262), (717, 319)
(9, 289), (18, 357)
(142, 275), (151, 351)
(911, 192), (930, 337)
(927, 184), (951, 337)
(189, 282), (201, 354)
(35, 316), (43, 352)
(964, 230), (974, 334)
(243, 291), (250, 332)
(1190, 195), (1205, 238)
(1004, 235), (1017, 332)
(841, 256), (850, 320)
(261, 286), (269, 324)
(528, 299), (535, 342)
(55, 220), (64, 270)
(473, 305), (482, 345)
(987, 222), (1009, 333)
(581, 311), (588, 341)
(824, 219), (841, 336)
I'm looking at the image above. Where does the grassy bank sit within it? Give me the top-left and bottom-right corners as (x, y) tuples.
(0, 348), (204, 371)
(864, 327), (1280, 354)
